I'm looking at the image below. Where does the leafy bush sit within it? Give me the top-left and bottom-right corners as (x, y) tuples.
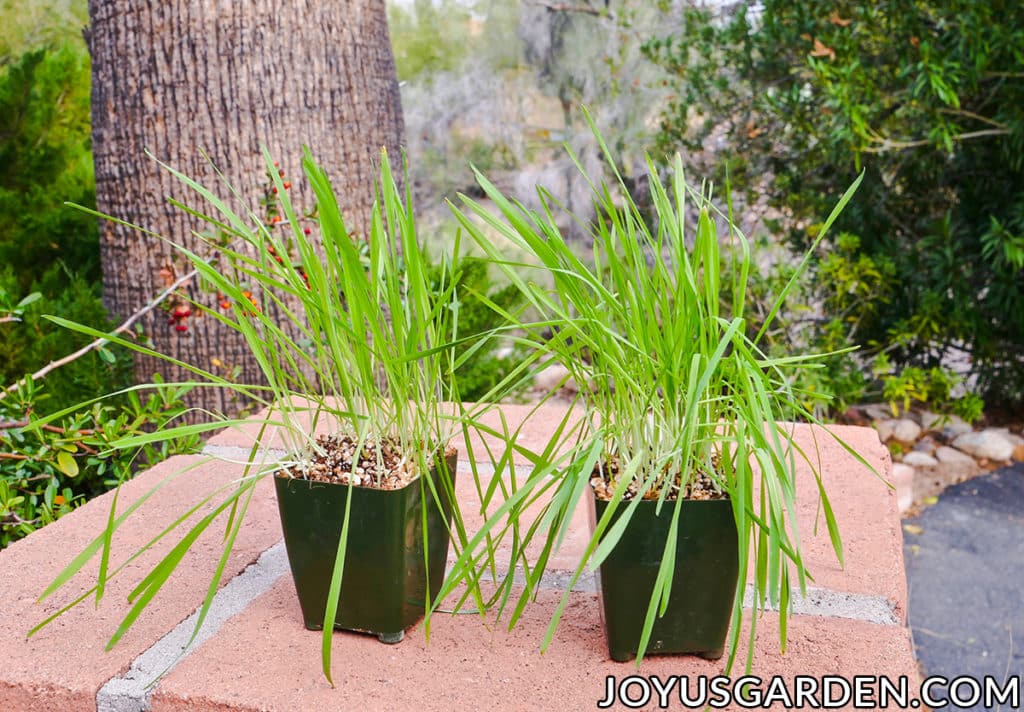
(0, 267), (133, 413)
(879, 361), (984, 423)
(0, 44), (97, 290)
(646, 0), (1024, 407)
(387, 0), (475, 82)
(430, 256), (527, 402)
(0, 0), (88, 58)
(0, 32), (201, 548)
(0, 378), (199, 548)
(0, 41), (126, 410)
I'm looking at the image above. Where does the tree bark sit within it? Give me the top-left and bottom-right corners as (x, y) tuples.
(88, 0), (405, 415)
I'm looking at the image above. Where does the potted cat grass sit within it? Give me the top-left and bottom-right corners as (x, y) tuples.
(30, 147), (486, 684)
(445, 116), (869, 668)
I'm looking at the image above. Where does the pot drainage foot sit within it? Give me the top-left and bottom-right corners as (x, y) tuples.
(698, 648), (724, 661)
(377, 631), (404, 644)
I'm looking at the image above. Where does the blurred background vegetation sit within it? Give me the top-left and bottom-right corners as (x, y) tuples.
(644, 0), (1023, 417)
(2, 0), (1022, 544)
(0, 0), (193, 544)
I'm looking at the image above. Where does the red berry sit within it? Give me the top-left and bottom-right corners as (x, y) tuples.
(304, 227), (311, 235)
(283, 181), (291, 190)
(272, 187), (278, 195)
(175, 323), (188, 332)
(220, 300), (231, 309)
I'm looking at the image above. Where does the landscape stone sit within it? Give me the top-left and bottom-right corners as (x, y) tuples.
(903, 451), (939, 468)
(919, 411), (945, 432)
(951, 430), (1014, 462)
(533, 363), (573, 393)
(992, 430), (1024, 448)
(941, 418), (974, 439)
(891, 462), (915, 513)
(912, 436), (938, 454)
(863, 402), (897, 421)
(935, 445), (981, 469)
(891, 418), (922, 443)
(873, 419), (895, 443)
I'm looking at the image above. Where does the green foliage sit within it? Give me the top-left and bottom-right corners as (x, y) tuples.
(0, 378), (199, 548)
(387, 0), (474, 82)
(388, 0), (521, 81)
(0, 267), (133, 413)
(742, 232), (986, 420)
(448, 114), (867, 669)
(0, 0), (88, 58)
(0, 28), (210, 551)
(878, 361), (984, 423)
(34, 150), (527, 684)
(0, 44), (97, 290)
(0, 41), (124, 410)
(646, 0), (1024, 406)
(429, 256), (526, 403)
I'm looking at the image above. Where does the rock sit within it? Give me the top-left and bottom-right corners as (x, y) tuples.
(984, 430), (1024, 460)
(932, 446), (982, 485)
(534, 363), (572, 393)
(891, 418), (922, 443)
(951, 430), (1014, 461)
(912, 435), (938, 454)
(991, 429), (1024, 448)
(891, 462), (915, 514)
(873, 419), (895, 443)
(863, 402), (897, 421)
(920, 411), (945, 432)
(935, 445), (980, 468)
(940, 417), (974, 440)
(903, 451), (939, 467)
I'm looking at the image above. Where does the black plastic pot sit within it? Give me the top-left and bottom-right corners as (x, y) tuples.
(275, 451), (457, 643)
(592, 493), (739, 662)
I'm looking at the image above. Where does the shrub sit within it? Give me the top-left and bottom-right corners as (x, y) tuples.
(0, 39), (201, 547)
(0, 267), (133, 413)
(387, 0), (474, 82)
(0, 43), (125, 411)
(0, 44), (97, 290)
(645, 0), (1024, 406)
(429, 256), (527, 403)
(0, 378), (199, 548)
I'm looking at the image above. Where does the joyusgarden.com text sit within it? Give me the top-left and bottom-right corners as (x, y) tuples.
(597, 674), (1021, 709)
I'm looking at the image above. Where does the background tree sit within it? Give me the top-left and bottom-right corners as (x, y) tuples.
(646, 0), (1024, 409)
(87, 0), (405, 414)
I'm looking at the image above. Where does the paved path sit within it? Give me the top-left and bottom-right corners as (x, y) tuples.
(904, 462), (1024, 707)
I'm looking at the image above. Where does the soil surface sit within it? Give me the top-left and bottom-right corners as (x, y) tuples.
(590, 455), (725, 501)
(275, 433), (453, 490)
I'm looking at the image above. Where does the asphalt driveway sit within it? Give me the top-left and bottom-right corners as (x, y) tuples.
(903, 462), (1023, 708)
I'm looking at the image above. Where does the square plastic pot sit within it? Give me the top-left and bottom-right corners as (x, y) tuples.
(275, 451), (457, 643)
(592, 493), (739, 662)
